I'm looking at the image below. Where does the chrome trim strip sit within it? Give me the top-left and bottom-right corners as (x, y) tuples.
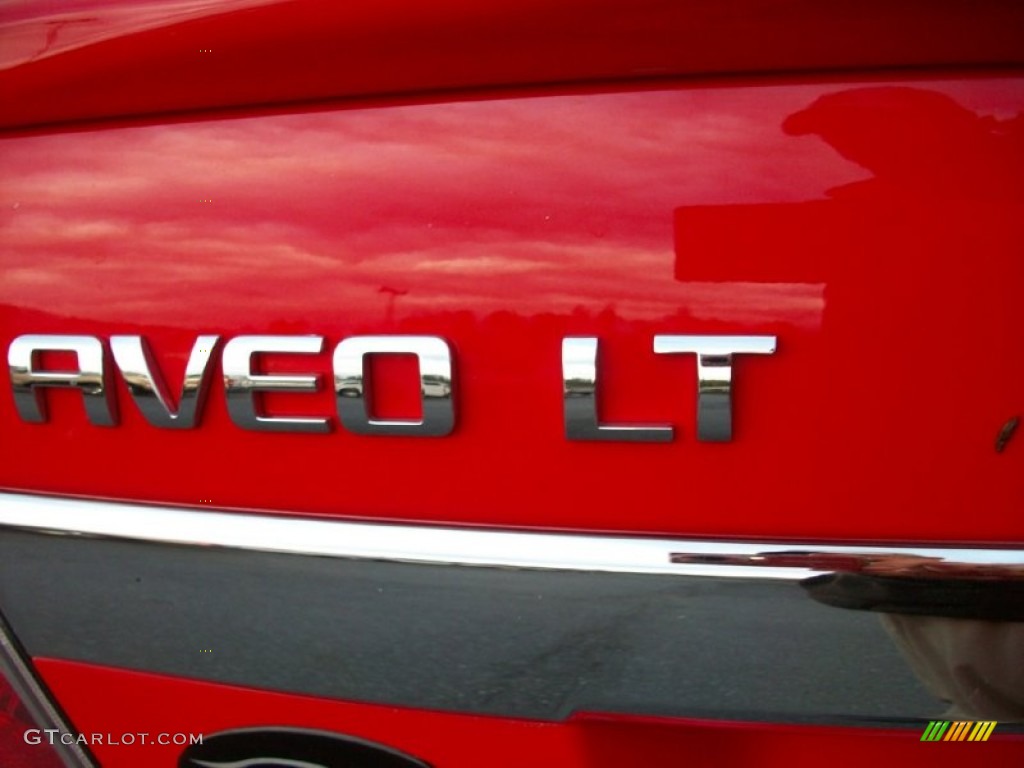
(0, 612), (96, 767)
(0, 492), (1021, 580)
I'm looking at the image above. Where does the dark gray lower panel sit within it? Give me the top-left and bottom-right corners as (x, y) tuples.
(5, 529), (1014, 724)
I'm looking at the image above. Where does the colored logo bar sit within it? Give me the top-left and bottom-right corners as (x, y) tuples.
(921, 721), (997, 742)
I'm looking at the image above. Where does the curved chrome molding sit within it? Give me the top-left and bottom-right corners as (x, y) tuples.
(0, 492), (1020, 580)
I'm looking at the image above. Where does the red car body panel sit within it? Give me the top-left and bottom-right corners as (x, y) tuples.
(1, 2), (1022, 766)
(1, 78), (1021, 541)
(30, 658), (1024, 768)
(3, 0), (1024, 132)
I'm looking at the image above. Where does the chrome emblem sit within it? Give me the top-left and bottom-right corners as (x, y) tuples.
(562, 334), (776, 443)
(223, 335), (330, 433)
(7, 333), (775, 441)
(334, 336), (454, 437)
(111, 334), (219, 429)
(9, 335), (116, 426)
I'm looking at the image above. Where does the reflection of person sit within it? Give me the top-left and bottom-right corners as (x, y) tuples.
(783, 86), (1024, 201)
(775, 88), (1024, 720)
(801, 556), (1024, 721)
(881, 614), (1024, 721)
(672, 552), (1024, 721)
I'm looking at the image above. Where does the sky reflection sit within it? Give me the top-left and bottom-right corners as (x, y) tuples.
(0, 86), (851, 329)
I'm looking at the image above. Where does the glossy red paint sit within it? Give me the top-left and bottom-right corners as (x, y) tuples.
(2, 0), (1024, 132)
(32, 658), (1024, 768)
(1, 78), (1022, 541)
(3, 4), (1024, 761)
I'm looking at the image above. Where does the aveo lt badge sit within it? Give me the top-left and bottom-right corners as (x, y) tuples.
(7, 334), (776, 442)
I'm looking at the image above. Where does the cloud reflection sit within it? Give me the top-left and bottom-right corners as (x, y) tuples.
(0, 87), (841, 331)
